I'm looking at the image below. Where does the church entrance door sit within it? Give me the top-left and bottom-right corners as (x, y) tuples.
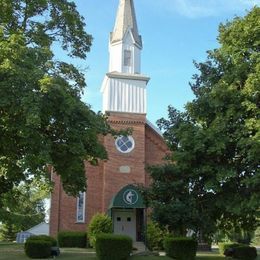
(113, 209), (136, 241)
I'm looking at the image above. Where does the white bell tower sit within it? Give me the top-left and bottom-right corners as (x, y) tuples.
(101, 0), (149, 114)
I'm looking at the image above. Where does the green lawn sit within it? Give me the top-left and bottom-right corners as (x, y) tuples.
(0, 242), (259, 260)
(0, 243), (96, 260)
(131, 250), (227, 260)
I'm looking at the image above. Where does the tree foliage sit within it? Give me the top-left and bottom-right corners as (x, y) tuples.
(0, 180), (47, 241)
(144, 163), (218, 239)
(0, 0), (116, 200)
(144, 7), (260, 240)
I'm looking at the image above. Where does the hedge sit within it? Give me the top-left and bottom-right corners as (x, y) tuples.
(218, 242), (242, 255)
(25, 235), (57, 246)
(95, 233), (132, 260)
(233, 246), (257, 260)
(24, 240), (52, 258)
(164, 237), (198, 260)
(57, 231), (87, 248)
(24, 235), (57, 259)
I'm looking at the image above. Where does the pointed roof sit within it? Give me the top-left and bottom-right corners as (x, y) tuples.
(111, 0), (142, 47)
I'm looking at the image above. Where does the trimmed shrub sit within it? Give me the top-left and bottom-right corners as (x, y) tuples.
(57, 231), (87, 248)
(233, 245), (257, 260)
(218, 242), (242, 255)
(164, 237), (198, 260)
(146, 221), (169, 251)
(88, 213), (112, 247)
(25, 235), (57, 246)
(24, 240), (51, 258)
(95, 233), (132, 260)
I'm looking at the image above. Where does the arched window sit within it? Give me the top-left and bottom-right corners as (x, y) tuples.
(76, 192), (86, 223)
(124, 50), (132, 66)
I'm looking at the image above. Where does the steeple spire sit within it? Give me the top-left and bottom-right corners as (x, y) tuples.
(101, 0), (149, 114)
(111, 0), (142, 47)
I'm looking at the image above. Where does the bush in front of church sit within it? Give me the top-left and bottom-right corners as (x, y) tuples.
(218, 242), (243, 255)
(164, 237), (198, 260)
(24, 235), (57, 258)
(146, 221), (170, 251)
(25, 240), (51, 258)
(57, 231), (87, 248)
(88, 213), (112, 247)
(26, 235), (58, 246)
(95, 233), (132, 260)
(232, 245), (257, 260)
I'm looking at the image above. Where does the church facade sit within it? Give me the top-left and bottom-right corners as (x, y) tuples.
(50, 0), (168, 242)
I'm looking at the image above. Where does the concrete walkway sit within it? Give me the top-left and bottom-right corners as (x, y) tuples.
(132, 242), (160, 256)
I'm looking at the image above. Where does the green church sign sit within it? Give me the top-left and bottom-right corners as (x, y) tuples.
(109, 185), (145, 209)
(123, 189), (139, 205)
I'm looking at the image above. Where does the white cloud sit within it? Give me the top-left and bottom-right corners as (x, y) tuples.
(143, 0), (259, 18)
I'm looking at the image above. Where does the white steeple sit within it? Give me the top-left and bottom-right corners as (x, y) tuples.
(101, 0), (149, 114)
(109, 0), (142, 74)
(111, 0), (142, 47)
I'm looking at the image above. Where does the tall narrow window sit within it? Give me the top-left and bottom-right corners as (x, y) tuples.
(76, 192), (85, 223)
(124, 50), (131, 66)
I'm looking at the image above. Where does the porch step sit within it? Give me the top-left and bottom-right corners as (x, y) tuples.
(133, 242), (146, 253)
(132, 242), (159, 257)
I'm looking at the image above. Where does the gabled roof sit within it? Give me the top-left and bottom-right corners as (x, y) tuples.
(111, 0), (142, 47)
(25, 222), (49, 235)
(146, 120), (163, 137)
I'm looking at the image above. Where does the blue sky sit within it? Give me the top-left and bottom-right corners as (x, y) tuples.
(67, 0), (259, 125)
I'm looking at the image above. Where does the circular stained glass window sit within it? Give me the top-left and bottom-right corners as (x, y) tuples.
(115, 136), (135, 153)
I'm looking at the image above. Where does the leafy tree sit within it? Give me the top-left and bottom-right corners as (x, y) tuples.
(145, 7), (260, 240)
(188, 6), (260, 235)
(143, 163), (218, 240)
(0, 180), (48, 241)
(0, 0), (116, 201)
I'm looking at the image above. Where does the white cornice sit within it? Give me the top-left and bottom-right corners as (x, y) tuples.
(106, 72), (150, 82)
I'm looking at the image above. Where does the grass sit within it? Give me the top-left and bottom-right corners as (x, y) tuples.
(0, 243), (96, 260)
(131, 250), (226, 259)
(0, 242), (259, 259)
(196, 249), (260, 260)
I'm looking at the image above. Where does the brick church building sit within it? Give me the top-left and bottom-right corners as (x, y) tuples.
(50, 0), (168, 241)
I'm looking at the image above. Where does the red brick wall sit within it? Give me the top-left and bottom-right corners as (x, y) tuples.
(49, 173), (60, 237)
(101, 112), (146, 211)
(49, 173), (87, 236)
(85, 162), (104, 227)
(49, 112), (168, 236)
(145, 124), (169, 185)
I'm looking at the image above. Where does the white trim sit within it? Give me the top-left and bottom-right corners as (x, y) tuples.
(106, 72), (150, 82)
(76, 192), (86, 223)
(121, 27), (142, 49)
(146, 120), (163, 137)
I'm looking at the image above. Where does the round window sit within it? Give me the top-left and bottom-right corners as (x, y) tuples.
(115, 136), (135, 153)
